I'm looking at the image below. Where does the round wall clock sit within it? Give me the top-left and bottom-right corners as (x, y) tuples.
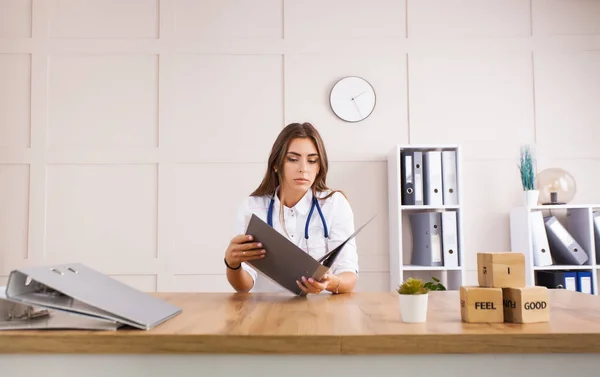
(329, 76), (376, 122)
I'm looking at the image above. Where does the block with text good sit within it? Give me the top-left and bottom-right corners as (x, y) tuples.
(460, 286), (504, 323)
(477, 252), (525, 288)
(503, 286), (550, 323)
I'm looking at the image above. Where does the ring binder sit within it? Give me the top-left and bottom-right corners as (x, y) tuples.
(3, 263), (182, 330)
(6, 307), (50, 321)
(1, 297), (50, 322)
(0, 286), (121, 331)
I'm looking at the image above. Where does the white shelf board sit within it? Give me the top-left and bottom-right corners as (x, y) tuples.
(395, 144), (459, 150)
(401, 205), (459, 210)
(402, 265), (462, 271)
(533, 265), (594, 270)
(523, 204), (600, 210)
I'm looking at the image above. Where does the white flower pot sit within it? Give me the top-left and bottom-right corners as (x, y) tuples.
(398, 293), (428, 323)
(524, 189), (539, 207)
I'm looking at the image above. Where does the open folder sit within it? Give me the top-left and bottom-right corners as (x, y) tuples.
(1, 263), (182, 331)
(244, 213), (377, 296)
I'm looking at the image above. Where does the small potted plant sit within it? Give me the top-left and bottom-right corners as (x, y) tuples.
(397, 277), (446, 323)
(518, 144), (538, 206)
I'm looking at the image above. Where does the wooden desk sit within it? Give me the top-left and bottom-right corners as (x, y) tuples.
(1, 290), (599, 377)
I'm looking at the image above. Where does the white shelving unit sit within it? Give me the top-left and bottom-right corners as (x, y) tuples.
(387, 144), (466, 292)
(509, 204), (600, 295)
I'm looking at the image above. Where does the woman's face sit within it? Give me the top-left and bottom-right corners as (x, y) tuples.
(281, 137), (320, 195)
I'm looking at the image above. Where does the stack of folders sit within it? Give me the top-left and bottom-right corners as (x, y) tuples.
(408, 211), (459, 267)
(401, 149), (457, 206)
(535, 270), (593, 294)
(0, 263), (182, 331)
(530, 210), (594, 294)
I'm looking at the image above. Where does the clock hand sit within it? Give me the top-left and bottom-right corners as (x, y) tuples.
(352, 91), (367, 100)
(352, 99), (363, 119)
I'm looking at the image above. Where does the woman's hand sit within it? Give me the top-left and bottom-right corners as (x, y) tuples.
(297, 273), (339, 295)
(224, 234), (266, 269)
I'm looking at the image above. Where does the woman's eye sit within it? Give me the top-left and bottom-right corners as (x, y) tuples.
(308, 160), (318, 164)
(287, 157), (298, 162)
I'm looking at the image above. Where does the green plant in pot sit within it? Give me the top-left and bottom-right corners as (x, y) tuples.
(518, 144), (539, 206)
(397, 277), (446, 323)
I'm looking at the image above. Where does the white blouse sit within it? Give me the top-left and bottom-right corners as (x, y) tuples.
(233, 188), (359, 293)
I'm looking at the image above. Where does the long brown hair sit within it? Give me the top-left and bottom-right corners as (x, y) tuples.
(251, 122), (343, 205)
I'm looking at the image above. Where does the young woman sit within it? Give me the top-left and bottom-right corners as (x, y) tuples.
(224, 122), (359, 294)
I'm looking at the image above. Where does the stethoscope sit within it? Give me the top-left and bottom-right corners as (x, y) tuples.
(267, 195), (329, 251)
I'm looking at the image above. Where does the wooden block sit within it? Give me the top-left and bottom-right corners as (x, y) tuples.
(477, 252), (525, 288)
(460, 286), (504, 323)
(503, 286), (550, 323)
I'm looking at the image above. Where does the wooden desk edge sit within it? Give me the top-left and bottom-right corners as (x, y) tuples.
(0, 334), (342, 355)
(340, 333), (600, 354)
(2, 333), (600, 355)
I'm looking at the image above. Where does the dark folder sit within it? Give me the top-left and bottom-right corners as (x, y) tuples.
(535, 270), (577, 291)
(401, 150), (416, 205)
(244, 213), (376, 296)
(409, 211), (443, 266)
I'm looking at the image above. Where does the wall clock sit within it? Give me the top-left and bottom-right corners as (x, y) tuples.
(329, 76), (376, 122)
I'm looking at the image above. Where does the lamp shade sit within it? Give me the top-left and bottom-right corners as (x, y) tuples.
(535, 168), (576, 205)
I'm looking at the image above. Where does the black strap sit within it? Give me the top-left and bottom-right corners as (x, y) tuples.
(224, 257), (241, 270)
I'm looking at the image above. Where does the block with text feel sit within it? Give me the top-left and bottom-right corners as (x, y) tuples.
(503, 286), (550, 324)
(477, 252), (525, 288)
(460, 286), (504, 323)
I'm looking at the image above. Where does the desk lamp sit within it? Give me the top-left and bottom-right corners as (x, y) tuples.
(535, 168), (576, 205)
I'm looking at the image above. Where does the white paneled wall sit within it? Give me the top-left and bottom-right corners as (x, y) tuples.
(533, 0), (600, 35)
(0, 0), (598, 293)
(285, 52), (408, 161)
(0, 54), (30, 147)
(49, 0), (159, 38)
(284, 0), (406, 39)
(174, 0), (282, 38)
(408, 49), (536, 160)
(0, 0), (31, 38)
(0, 165), (29, 261)
(534, 50), (600, 160)
(407, 0), (531, 37)
(169, 54), (283, 161)
(48, 54), (159, 147)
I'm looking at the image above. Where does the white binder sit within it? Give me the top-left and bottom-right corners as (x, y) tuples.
(578, 272), (593, 294)
(530, 211), (553, 267)
(594, 211), (600, 261)
(441, 211), (459, 267)
(414, 151), (424, 206)
(4, 263), (182, 330)
(423, 151), (443, 206)
(565, 274), (577, 291)
(0, 286), (120, 330)
(441, 150), (458, 205)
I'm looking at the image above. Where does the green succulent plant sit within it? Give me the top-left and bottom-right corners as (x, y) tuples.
(397, 277), (446, 295)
